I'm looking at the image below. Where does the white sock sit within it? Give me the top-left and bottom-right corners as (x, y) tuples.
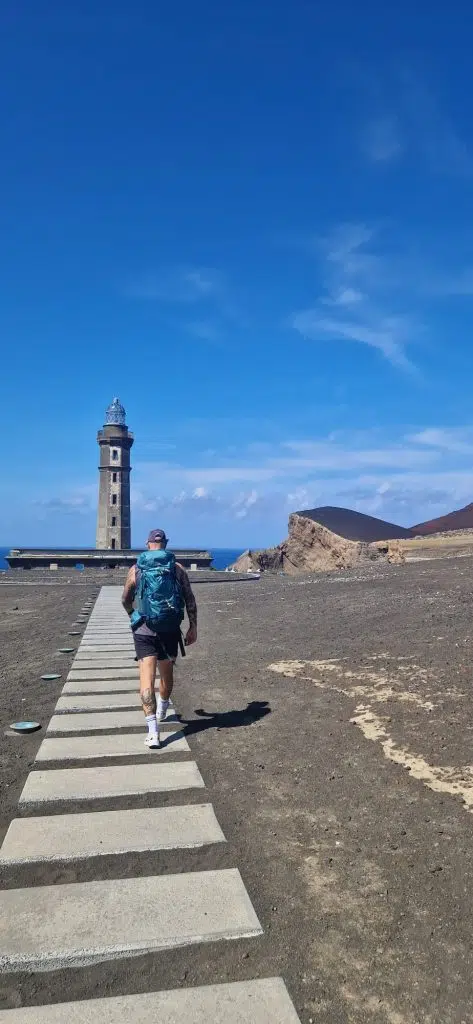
(146, 714), (158, 736)
(158, 696), (169, 711)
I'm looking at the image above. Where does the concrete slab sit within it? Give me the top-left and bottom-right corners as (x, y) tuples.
(73, 652), (135, 659)
(74, 650), (136, 657)
(82, 626), (130, 630)
(55, 693), (140, 712)
(62, 679), (139, 693)
(19, 761), (205, 804)
(82, 621), (128, 625)
(77, 648), (135, 654)
(84, 622), (129, 627)
(69, 662), (137, 671)
(0, 978), (300, 1022)
(67, 668), (139, 680)
(78, 641), (133, 647)
(80, 638), (131, 643)
(0, 804), (225, 863)
(47, 710), (180, 732)
(74, 647), (135, 655)
(35, 731), (190, 760)
(78, 645), (134, 650)
(78, 643), (134, 649)
(83, 628), (129, 632)
(78, 637), (132, 642)
(81, 632), (131, 637)
(0, 869), (262, 970)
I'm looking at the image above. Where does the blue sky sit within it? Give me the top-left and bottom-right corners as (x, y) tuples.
(2, 0), (473, 549)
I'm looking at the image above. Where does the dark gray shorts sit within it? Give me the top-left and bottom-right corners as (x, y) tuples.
(133, 630), (180, 661)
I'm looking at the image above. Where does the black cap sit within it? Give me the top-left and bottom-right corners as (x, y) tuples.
(147, 528), (167, 544)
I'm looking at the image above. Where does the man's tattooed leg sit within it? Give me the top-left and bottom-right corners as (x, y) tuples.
(141, 686), (157, 716)
(138, 655), (158, 720)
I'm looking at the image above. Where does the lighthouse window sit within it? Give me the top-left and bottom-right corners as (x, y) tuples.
(112, 494), (117, 505)
(111, 516), (116, 526)
(111, 538), (116, 550)
(112, 472), (117, 482)
(112, 449), (118, 461)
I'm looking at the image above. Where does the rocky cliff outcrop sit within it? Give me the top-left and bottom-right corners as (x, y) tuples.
(229, 513), (405, 575)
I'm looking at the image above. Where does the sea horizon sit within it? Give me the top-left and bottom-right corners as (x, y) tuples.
(0, 546), (245, 572)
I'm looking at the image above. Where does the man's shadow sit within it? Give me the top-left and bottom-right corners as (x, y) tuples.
(159, 700), (271, 747)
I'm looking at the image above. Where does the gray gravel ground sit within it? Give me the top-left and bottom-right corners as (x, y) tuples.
(1, 558), (473, 1022)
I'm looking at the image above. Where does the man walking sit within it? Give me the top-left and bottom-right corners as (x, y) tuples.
(122, 529), (197, 747)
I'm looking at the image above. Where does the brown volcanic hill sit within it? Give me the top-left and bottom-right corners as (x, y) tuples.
(297, 506), (415, 542)
(229, 512), (406, 575)
(413, 502), (473, 536)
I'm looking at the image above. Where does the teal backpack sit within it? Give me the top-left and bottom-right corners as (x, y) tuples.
(136, 549), (184, 632)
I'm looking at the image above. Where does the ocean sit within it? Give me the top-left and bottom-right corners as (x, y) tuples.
(0, 547), (244, 572)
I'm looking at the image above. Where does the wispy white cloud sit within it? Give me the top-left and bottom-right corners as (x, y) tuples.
(407, 427), (473, 455)
(400, 70), (473, 178)
(361, 116), (403, 163)
(359, 69), (473, 178)
(134, 433), (437, 499)
(131, 466), (473, 533)
(131, 486), (281, 523)
(126, 266), (223, 303)
(135, 461), (279, 485)
(334, 468), (473, 522)
(323, 222), (376, 276)
(126, 265), (242, 345)
(324, 287), (364, 307)
(33, 495), (92, 516)
(279, 439), (435, 471)
(44, 425), (473, 536)
(291, 222), (418, 370)
(292, 309), (415, 371)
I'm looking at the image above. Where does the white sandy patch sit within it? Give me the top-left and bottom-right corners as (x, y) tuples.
(268, 658), (438, 710)
(269, 658), (473, 813)
(352, 704), (473, 811)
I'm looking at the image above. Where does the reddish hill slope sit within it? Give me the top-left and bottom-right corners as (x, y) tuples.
(412, 502), (473, 535)
(297, 506), (415, 543)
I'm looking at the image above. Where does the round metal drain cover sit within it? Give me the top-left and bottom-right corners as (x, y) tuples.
(10, 721), (41, 733)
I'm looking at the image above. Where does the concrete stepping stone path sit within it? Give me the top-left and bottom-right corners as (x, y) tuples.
(0, 585), (301, 1022)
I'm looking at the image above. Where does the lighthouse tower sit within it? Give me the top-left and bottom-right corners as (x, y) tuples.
(96, 398), (134, 550)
